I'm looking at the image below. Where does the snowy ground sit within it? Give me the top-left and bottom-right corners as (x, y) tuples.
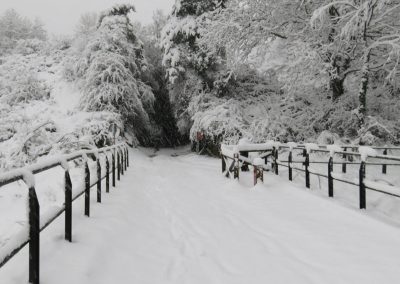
(1, 148), (400, 283)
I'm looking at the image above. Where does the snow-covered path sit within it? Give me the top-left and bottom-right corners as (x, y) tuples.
(1, 148), (400, 283)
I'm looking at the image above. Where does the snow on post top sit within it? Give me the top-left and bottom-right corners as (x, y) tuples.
(326, 145), (342, 157)
(59, 158), (70, 171)
(0, 168), (35, 188)
(359, 146), (378, 161)
(82, 154), (89, 163)
(266, 140), (281, 148)
(305, 143), (319, 153)
(287, 142), (297, 151)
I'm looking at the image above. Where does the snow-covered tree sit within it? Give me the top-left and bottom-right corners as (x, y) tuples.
(311, 0), (400, 126)
(161, 0), (230, 137)
(77, 4), (155, 141)
(75, 12), (98, 38)
(161, 0), (227, 83)
(0, 9), (47, 55)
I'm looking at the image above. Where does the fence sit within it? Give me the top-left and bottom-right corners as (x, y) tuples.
(221, 142), (400, 210)
(0, 143), (130, 284)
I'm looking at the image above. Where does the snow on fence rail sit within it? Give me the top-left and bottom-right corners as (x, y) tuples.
(0, 143), (130, 284)
(221, 142), (400, 209)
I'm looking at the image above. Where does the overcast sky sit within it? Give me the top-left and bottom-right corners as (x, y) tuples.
(0, 0), (175, 35)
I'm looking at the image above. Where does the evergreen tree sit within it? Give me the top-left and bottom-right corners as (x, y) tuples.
(161, 0), (229, 136)
(78, 4), (155, 144)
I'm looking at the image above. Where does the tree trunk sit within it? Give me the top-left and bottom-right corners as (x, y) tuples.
(358, 52), (371, 127)
(330, 77), (345, 101)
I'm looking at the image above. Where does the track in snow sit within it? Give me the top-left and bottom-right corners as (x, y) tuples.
(1, 148), (400, 283)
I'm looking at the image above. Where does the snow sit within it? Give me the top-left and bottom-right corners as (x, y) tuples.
(305, 143), (319, 153)
(221, 144), (237, 158)
(59, 158), (70, 171)
(364, 180), (400, 197)
(359, 146), (378, 161)
(2, 148), (400, 283)
(253, 157), (264, 166)
(237, 143), (274, 152)
(0, 227), (29, 266)
(0, 168), (35, 188)
(287, 142), (297, 151)
(238, 137), (251, 146)
(327, 144), (343, 157)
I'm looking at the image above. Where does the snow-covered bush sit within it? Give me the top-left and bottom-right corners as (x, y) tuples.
(50, 35), (72, 51)
(0, 56), (50, 105)
(190, 94), (247, 146)
(74, 112), (122, 147)
(15, 39), (46, 55)
(1, 120), (58, 169)
(0, 9), (47, 56)
(317, 131), (340, 145)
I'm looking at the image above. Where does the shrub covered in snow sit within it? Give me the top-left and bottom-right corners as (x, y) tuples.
(0, 71), (49, 106)
(190, 95), (247, 146)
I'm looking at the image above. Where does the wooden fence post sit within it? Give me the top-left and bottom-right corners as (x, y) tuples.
(240, 151), (249, 171)
(84, 161), (90, 217)
(112, 153), (116, 187)
(106, 155), (110, 193)
(305, 152), (310, 189)
(328, 157), (334, 197)
(233, 153), (239, 179)
(253, 162), (264, 186)
(288, 151), (293, 181)
(274, 148), (279, 175)
(342, 147), (347, 173)
(64, 170), (72, 242)
(382, 148), (387, 174)
(124, 148), (128, 170)
(120, 149), (124, 176)
(359, 161), (366, 209)
(117, 151), (121, 181)
(97, 158), (101, 203)
(28, 186), (40, 284)
(126, 147), (130, 168)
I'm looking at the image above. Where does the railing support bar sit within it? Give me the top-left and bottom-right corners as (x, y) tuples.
(106, 155), (110, 193)
(84, 162), (90, 217)
(28, 186), (40, 284)
(328, 157), (334, 197)
(360, 161), (366, 209)
(97, 159), (101, 203)
(65, 171), (72, 241)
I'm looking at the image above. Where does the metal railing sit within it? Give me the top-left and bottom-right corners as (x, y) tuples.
(0, 143), (130, 284)
(221, 143), (400, 210)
